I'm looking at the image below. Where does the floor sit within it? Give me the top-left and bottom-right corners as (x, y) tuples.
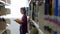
(6, 19), (20, 34)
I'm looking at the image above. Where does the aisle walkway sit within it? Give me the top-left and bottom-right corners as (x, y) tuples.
(7, 19), (20, 34)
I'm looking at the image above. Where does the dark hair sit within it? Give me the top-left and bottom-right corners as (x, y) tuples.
(21, 7), (26, 14)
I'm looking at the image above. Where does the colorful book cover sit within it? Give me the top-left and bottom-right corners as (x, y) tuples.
(52, 0), (55, 16)
(49, 0), (52, 16)
(45, 0), (49, 15)
(58, 0), (60, 16)
(54, 0), (58, 16)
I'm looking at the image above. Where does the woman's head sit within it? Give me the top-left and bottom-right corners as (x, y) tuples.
(20, 7), (26, 14)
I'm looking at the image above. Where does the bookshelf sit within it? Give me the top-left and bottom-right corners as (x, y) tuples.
(29, 0), (60, 34)
(0, 18), (6, 34)
(0, 0), (11, 6)
(0, 0), (11, 34)
(29, 0), (44, 34)
(0, 1), (11, 15)
(0, 18), (11, 34)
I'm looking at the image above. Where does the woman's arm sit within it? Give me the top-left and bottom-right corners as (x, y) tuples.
(15, 15), (27, 24)
(15, 19), (23, 24)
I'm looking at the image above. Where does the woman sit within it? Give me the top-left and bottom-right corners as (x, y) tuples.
(15, 7), (28, 34)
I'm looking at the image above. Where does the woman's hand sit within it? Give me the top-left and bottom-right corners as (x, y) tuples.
(15, 19), (23, 24)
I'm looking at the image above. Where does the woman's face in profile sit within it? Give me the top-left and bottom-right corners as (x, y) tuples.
(21, 9), (24, 14)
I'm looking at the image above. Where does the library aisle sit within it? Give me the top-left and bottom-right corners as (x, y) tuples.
(0, 0), (60, 34)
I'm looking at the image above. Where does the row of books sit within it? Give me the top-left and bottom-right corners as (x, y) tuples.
(0, 18), (6, 31)
(44, 0), (60, 26)
(45, 0), (58, 16)
(0, 2), (10, 16)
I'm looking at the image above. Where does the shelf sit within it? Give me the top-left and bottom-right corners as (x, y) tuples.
(30, 19), (44, 34)
(44, 15), (60, 26)
(0, 29), (6, 34)
(0, 1), (10, 6)
(0, 23), (11, 34)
